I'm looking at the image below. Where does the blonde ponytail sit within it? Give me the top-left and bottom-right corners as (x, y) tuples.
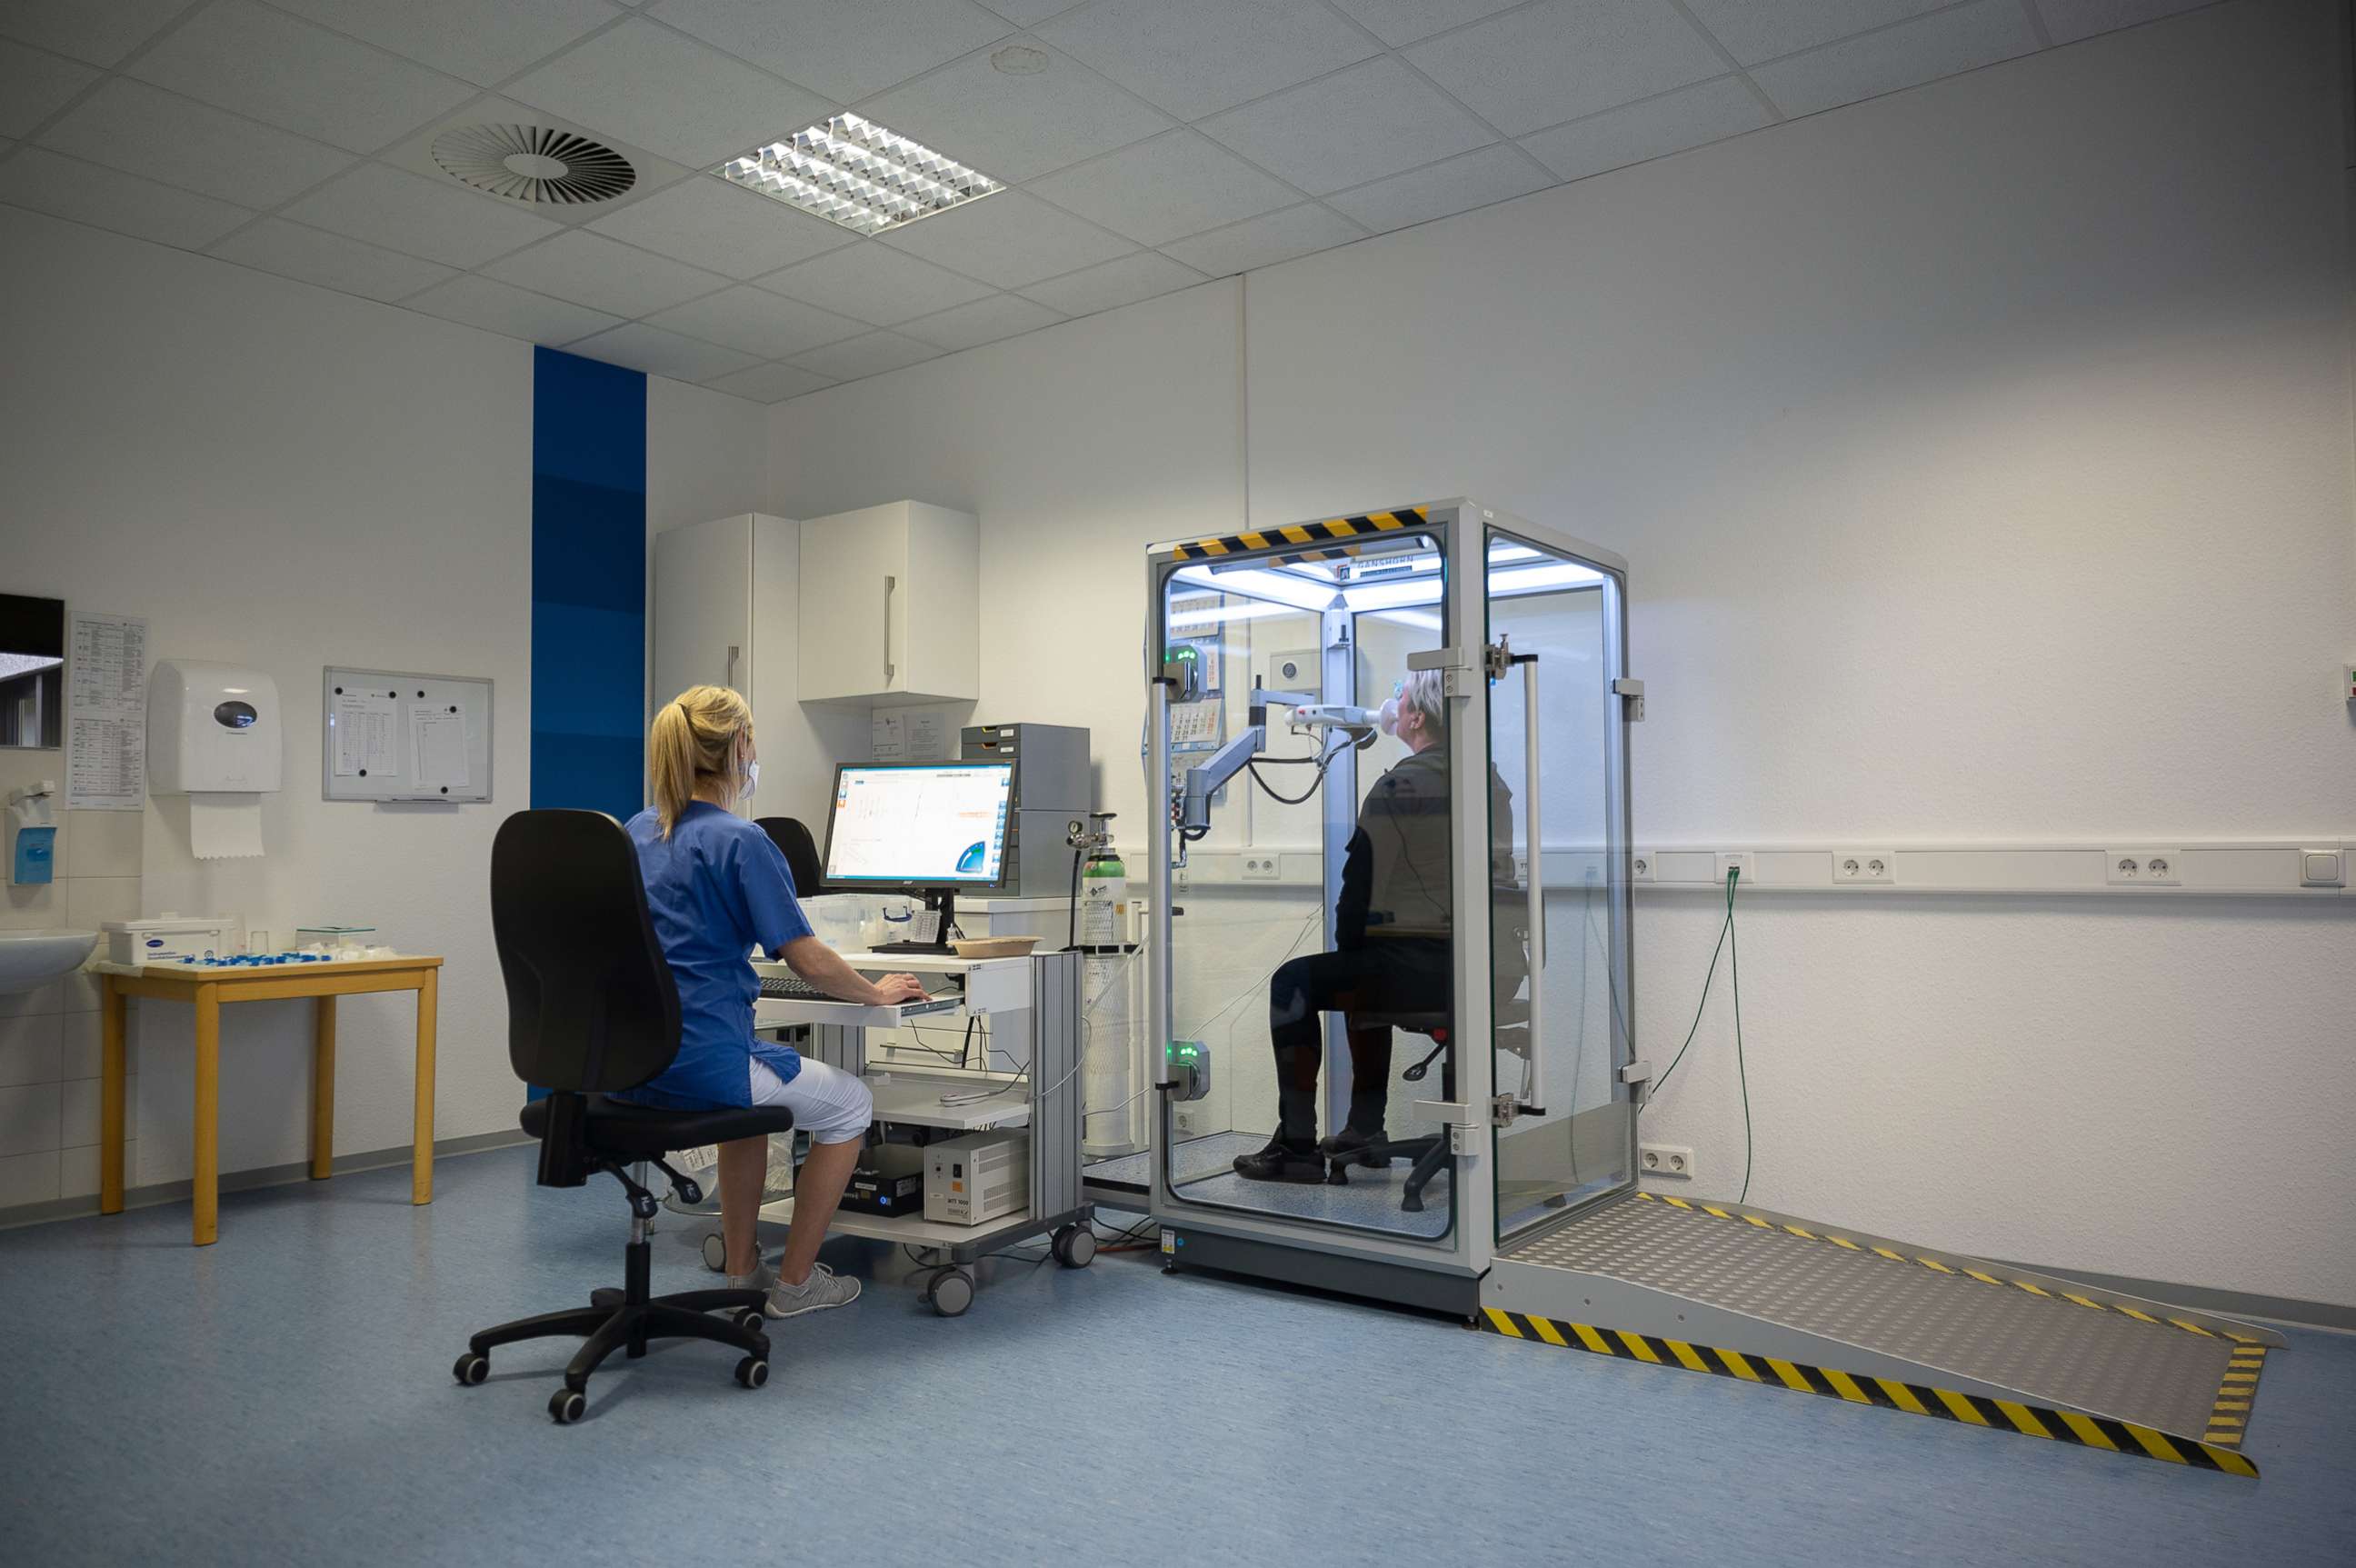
(649, 684), (754, 836)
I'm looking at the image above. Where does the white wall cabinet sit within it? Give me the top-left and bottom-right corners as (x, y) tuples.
(654, 512), (864, 826)
(796, 501), (979, 705)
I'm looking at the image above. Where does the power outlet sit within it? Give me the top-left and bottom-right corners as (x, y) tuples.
(2107, 849), (2182, 886)
(1714, 852), (1754, 886)
(1630, 851), (1656, 882)
(1173, 1107), (1197, 1134)
(1640, 1144), (1695, 1180)
(1242, 855), (1280, 880)
(1834, 849), (1894, 884)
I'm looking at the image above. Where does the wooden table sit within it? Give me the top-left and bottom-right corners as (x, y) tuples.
(96, 954), (444, 1245)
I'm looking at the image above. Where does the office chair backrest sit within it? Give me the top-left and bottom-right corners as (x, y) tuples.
(491, 809), (681, 1095)
(756, 816), (825, 897)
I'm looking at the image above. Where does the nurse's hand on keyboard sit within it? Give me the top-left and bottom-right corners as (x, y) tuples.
(869, 973), (926, 1006)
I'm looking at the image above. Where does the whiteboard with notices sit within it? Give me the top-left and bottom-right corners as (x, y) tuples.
(321, 666), (494, 804)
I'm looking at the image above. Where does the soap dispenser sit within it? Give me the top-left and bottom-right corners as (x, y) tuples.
(8, 780), (58, 885)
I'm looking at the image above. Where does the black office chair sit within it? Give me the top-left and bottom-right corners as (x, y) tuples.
(756, 815), (825, 896)
(452, 809), (793, 1424)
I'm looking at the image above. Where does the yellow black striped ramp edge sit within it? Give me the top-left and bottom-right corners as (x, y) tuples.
(1481, 1306), (2261, 1477)
(1167, 506), (1429, 564)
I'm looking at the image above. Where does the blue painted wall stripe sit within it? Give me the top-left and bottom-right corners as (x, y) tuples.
(531, 346), (645, 823)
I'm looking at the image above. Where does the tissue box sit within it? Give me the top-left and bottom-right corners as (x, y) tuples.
(105, 916), (240, 965)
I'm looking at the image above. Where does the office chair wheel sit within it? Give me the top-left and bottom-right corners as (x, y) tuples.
(734, 1356), (770, 1390)
(548, 1388), (586, 1424)
(591, 1287), (624, 1309)
(735, 1308), (767, 1334)
(1051, 1225), (1095, 1268)
(453, 1352), (489, 1385)
(928, 1268), (974, 1317)
(702, 1232), (727, 1273)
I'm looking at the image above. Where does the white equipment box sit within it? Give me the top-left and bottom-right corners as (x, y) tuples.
(924, 1131), (1029, 1226)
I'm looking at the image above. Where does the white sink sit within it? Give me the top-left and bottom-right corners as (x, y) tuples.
(0, 929), (98, 993)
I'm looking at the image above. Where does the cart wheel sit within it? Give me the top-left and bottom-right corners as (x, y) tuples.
(930, 1268), (974, 1317)
(701, 1232), (726, 1273)
(548, 1387), (586, 1424)
(1052, 1225), (1096, 1269)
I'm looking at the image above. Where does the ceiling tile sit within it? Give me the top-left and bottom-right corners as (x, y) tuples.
(2034, 0), (2211, 46)
(402, 272), (624, 342)
(0, 39), (98, 137)
(125, 1), (476, 154)
(1160, 202), (1363, 277)
(1198, 56), (1490, 196)
(504, 18), (830, 169)
(854, 41), (1169, 184)
(1519, 75), (1769, 182)
(283, 162), (564, 267)
(566, 321), (761, 381)
(1026, 128), (1298, 247)
(976, 0), (1080, 24)
(1016, 249), (1204, 315)
(877, 187), (1130, 288)
(208, 217), (456, 302)
(755, 241), (994, 325)
(268, 0), (624, 87)
(0, 0), (189, 66)
(1403, 0), (1723, 136)
(586, 175), (854, 277)
(645, 284), (865, 357)
(0, 146), (255, 249)
(1324, 143), (1552, 234)
(1680, 1), (1945, 65)
(649, 0), (1011, 105)
(479, 228), (728, 315)
(898, 292), (1064, 352)
(38, 80), (359, 210)
(1036, 0), (1380, 122)
(1750, 0), (2037, 118)
(703, 360), (835, 401)
(1321, 0), (1524, 48)
(788, 329), (942, 381)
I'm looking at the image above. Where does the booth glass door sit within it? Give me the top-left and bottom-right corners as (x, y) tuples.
(1484, 529), (1633, 1242)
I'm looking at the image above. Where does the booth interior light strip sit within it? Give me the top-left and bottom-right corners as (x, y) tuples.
(715, 113), (1003, 235)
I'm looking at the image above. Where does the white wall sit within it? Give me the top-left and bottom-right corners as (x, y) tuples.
(769, 0), (2356, 1309)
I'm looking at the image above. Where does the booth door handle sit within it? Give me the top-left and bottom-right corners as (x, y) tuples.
(724, 644), (740, 691)
(883, 575), (898, 684)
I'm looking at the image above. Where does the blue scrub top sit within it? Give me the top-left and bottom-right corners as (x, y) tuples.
(619, 802), (813, 1109)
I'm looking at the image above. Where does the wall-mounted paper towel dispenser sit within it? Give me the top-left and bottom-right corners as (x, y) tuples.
(148, 661), (279, 859)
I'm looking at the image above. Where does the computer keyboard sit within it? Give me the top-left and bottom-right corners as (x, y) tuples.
(758, 974), (958, 1015)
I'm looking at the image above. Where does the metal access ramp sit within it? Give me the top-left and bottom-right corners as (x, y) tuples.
(1483, 1191), (2281, 1477)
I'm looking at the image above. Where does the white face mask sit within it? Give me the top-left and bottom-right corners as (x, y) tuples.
(1377, 681), (1405, 737)
(742, 757), (760, 798)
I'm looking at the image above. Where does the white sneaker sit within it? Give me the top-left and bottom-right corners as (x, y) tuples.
(764, 1261), (861, 1318)
(724, 1259), (775, 1296)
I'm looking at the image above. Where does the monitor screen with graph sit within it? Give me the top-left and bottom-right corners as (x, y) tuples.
(820, 762), (1015, 890)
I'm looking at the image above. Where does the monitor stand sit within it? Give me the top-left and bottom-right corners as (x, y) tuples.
(869, 889), (959, 955)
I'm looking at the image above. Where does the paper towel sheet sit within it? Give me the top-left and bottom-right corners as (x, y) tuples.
(190, 793), (264, 859)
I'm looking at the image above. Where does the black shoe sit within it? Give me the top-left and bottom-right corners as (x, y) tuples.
(1233, 1136), (1326, 1183)
(1317, 1128), (1397, 1168)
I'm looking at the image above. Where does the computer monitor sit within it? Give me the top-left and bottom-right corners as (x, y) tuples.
(821, 762), (1015, 950)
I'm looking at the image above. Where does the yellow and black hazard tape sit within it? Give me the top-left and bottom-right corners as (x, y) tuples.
(2206, 1343), (2268, 1448)
(1632, 1192), (2266, 1349)
(1169, 505), (1428, 563)
(1479, 1307), (2259, 1478)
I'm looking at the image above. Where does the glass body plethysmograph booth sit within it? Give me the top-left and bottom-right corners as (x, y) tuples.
(1134, 497), (2281, 1479)
(1142, 498), (1635, 1313)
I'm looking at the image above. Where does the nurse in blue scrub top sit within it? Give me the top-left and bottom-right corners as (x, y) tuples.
(624, 684), (923, 1319)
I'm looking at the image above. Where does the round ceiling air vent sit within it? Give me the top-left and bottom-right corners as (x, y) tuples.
(431, 125), (635, 205)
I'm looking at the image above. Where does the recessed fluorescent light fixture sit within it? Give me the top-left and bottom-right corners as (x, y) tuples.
(714, 114), (1002, 235)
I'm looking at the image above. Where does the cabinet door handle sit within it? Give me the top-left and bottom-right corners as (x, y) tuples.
(883, 575), (898, 684)
(724, 644), (740, 691)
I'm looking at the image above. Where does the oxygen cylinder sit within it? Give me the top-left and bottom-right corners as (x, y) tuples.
(1076, 846), (1128, 948)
